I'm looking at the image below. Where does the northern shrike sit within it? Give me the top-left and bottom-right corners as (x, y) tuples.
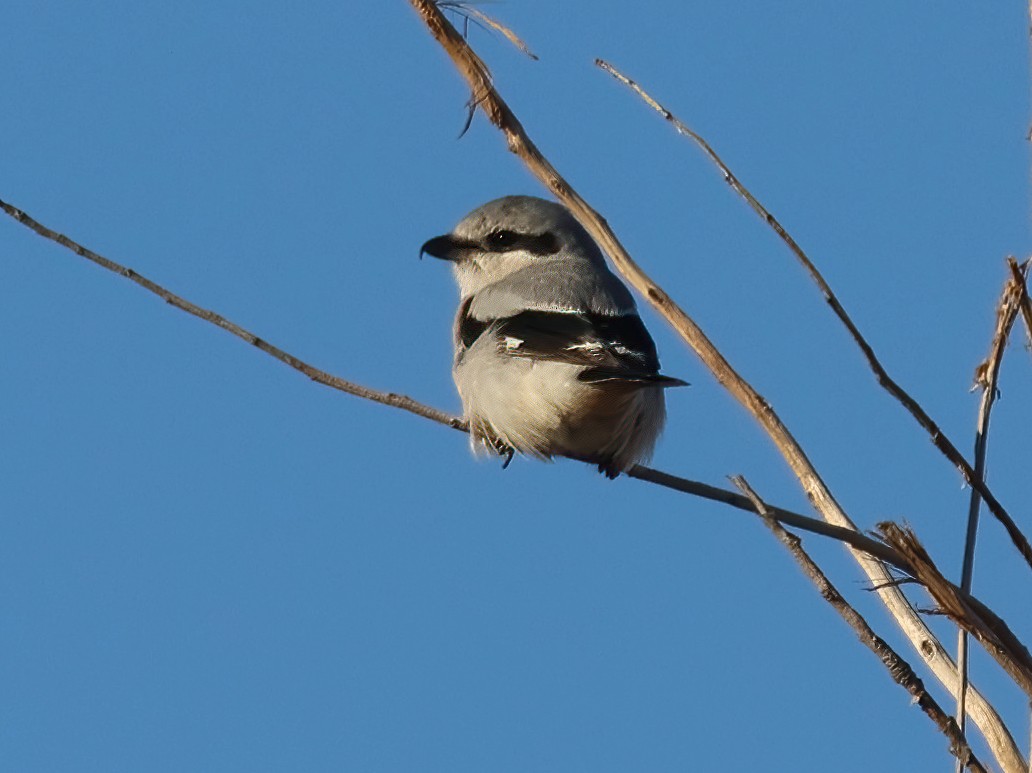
(421, 195), (685, 477)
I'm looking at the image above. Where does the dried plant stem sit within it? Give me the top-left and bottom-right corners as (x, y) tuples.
(881, 523), (1032, 699)
(956, 260), (1027, 744)
(407, 3), (1024, 770)
(594, 59), (1032, 575)
(732, 477), (986, 773)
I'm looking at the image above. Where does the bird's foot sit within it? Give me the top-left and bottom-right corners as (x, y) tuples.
(492, 439), (516, 469)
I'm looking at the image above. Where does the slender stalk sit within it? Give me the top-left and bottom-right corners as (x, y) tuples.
(956, 262), (1026, 754)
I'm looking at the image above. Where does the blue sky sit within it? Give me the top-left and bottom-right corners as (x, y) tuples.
(2, 2), (1030, 771)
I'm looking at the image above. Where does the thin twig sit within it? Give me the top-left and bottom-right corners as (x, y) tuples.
(956, 260), (1027, 745)
(733, 477), (986, 773)
(1025, 16), (1032, 773)
(625, 465), (914, 571)
(406, 4), (1024, 770)
(0, 198), (465, 431)
(595, 58), (1032, 575)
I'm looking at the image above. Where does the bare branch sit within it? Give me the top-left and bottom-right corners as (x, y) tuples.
(406, 4), (1024, 769)
(957, 259), (1028, 738)
(594, 58), (1032, 575)
(733, 477), (986, 773)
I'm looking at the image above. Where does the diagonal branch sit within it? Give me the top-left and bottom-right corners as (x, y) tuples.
(594, 58), (1032, 575)
(733, 477), (986, 773)
(405, 4), (1025, 770)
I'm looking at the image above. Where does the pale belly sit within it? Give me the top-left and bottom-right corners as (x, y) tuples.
(454, 342), (666, 473)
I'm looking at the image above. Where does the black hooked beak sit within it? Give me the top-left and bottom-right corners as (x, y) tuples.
(419, 234), (476, 262)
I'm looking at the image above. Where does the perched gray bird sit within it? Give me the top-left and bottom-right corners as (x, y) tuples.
(421, 195), (686, 477)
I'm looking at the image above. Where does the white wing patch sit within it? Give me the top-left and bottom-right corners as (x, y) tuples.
(565, 341), (605, 352)
(503, 336), (525, 351)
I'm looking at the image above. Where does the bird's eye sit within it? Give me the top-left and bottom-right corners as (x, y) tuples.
(486, 230), (520, 249)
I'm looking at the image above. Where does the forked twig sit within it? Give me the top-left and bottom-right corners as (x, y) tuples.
(595, 58), (1032, 574)
(437, 2), (538, 137)
(438, 2), (538, 60)
(733, 477), (985, 773)
(406, 3), (1024, 769)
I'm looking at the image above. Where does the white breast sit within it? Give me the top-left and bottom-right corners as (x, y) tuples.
(453, 334), (666, 472)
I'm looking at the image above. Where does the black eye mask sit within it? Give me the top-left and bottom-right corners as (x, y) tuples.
(483, 229), (560, 256)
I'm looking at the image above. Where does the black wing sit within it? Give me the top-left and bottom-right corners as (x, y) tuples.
(460, 308), (687, 387)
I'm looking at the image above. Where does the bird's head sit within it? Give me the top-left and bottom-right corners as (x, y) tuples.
(420, 195), (604, 299)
